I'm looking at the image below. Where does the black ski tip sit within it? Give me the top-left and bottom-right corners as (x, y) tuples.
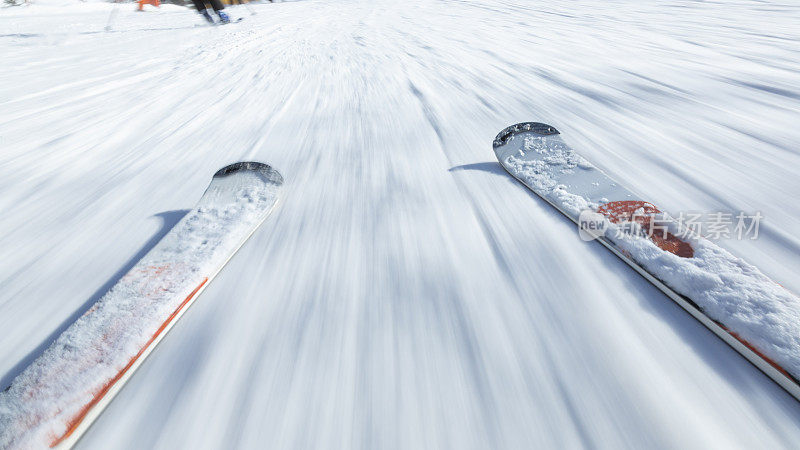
(493, 122), (559, 148)
(214, 161), (283, 185)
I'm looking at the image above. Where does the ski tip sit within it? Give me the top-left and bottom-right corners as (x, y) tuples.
(214, 162), (283, 185)
(493, 122), (559, 148)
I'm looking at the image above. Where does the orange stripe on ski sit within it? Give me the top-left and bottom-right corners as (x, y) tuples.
(597, 200), (694, 258)
(719, 323), (793, 380)
(50, 277), (209, 447)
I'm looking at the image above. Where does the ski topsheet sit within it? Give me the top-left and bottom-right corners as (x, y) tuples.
(493, 123), (800, 401)
(0, 162), (283, 449)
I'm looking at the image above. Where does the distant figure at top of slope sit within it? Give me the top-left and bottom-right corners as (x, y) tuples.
(192, 0), (230, 24)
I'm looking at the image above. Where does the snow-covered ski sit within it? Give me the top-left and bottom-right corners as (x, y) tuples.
(0, 162), (283, 449)
(493, 122), (800, 402)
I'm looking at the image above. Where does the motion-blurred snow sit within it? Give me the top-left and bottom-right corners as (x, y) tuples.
(1, 0), (800, 448)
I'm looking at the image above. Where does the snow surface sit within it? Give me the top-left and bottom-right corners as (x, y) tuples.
(0, 166), (281, 448)
(2, 0), (800, 448)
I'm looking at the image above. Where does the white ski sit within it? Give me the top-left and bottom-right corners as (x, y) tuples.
(494, 122), (800, 402)
(0, 162), (283, 449)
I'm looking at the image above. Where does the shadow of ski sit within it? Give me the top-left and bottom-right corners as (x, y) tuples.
(448, 161), (508, 177)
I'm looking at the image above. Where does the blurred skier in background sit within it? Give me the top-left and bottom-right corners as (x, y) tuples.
(192, 0), (229, 24)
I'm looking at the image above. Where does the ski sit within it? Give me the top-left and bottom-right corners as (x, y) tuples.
(0, 162), (283, 449)
(216, 16), (244, 25)
(493, 122), (800, 402)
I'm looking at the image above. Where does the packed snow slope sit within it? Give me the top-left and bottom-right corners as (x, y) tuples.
(2, 0), (800, 448)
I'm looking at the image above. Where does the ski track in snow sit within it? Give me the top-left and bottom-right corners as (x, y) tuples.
(1, 0), (800, 448)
